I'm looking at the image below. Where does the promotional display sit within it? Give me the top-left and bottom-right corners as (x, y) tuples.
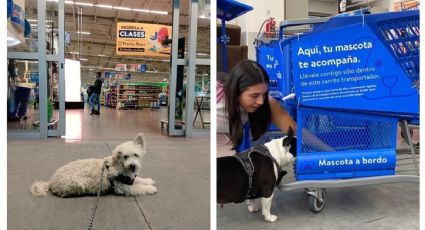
(115, 63), (127, 71)
(276, 10), (419, 181)
(116, 22), (172, 57)
(256, 42), (279, 93)
(290, 11), (419, 117)
(129, 64), (140, 72)
(295, 107), (398, 180)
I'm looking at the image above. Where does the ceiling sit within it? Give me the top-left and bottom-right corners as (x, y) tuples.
(23, 0), (211, 83)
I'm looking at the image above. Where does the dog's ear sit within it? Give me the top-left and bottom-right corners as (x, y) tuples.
(112, 150), (122, 161)
(133, 133), (146, 149)
(104, 155), (117, 169)
(282, 126), (294, 147)
(289, 137), (297, 157)
(104, 158), (111, 169)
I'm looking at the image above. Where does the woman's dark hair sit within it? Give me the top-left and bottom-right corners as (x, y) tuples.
(217, 72), (228, 84)
(224, 59), (271, 149)
(96, 72), (102, 77)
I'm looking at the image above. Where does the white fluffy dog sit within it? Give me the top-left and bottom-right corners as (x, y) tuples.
(31, 133), (157, 197)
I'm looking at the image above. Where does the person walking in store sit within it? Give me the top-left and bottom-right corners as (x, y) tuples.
(217, 59), (331, 156)
(89, 72), (102, 115)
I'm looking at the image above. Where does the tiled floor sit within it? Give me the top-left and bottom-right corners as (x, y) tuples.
(8, 106), (211, 230)
(217, 138), (419, 230)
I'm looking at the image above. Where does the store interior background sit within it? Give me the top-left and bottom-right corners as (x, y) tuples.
(226, 0), (412, 61)
(7, 0), (211, 139)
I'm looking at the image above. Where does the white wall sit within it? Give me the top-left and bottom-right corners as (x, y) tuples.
(285, 0), (309, 19)
(225, 0), (285, 59)
(229, 0), (285, 33)
(309, 0), (338, 16)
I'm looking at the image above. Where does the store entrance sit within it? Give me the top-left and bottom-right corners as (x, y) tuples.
(7, 0), (66, 139)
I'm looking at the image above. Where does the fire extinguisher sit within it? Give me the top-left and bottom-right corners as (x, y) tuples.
(265, 18), (277, 38)
(254, 17), (278, 45)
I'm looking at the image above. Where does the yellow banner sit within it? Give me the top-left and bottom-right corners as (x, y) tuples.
(116, 22), (172, 57)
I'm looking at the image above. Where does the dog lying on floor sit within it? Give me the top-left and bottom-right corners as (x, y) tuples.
(30, 133), (157, 197)
(217, 128), (297, 222)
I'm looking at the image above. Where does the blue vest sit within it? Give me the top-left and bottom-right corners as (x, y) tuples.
(236, 122), (251, 153)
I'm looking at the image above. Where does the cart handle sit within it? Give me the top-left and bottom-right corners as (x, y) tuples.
(279, 17), (330, 29)
(278, 17), (330, 39)
(282, 93), (296, 102)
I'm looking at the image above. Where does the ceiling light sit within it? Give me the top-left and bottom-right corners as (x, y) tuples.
(80, 58), (88, 61)
(27, 19), (53, 23)
(132, 9), (150, 13)
(150, 10), (168, 15)
(74, 2), (94, 7)
(15, 60), (39, 64)
(65, 1), (74, 4)
(96, 4), (113, 9)
(76, 31), (91, 35)
(113, 6), (132, 11)
(98, 54), (108, 57)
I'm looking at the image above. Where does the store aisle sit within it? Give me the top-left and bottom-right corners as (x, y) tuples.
(8, 106), (210, 230)
(64, 106), (171, 140)
(61, 106), (210, 141)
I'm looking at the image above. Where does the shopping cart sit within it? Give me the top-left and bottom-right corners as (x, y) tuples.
(257, 10), (419, 213)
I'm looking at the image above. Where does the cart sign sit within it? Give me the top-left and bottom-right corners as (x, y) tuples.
(116, 22), (172, 57)
(291, 22), (418, 115)
(256, 42), (280, 92)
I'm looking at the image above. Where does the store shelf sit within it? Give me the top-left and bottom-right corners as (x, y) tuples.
(111, 83), (163, 110)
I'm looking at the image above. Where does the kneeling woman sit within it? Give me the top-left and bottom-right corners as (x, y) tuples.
(217, 59), (296, 154)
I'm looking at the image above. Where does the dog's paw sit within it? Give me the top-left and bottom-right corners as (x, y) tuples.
(248, 205), (259, 212)
(135, 177), (156, 185)
(144, 185), (157, 195)
(144, 178), (155, 185)
(264, 214), (278, 223)
(247, 200), (259, 212)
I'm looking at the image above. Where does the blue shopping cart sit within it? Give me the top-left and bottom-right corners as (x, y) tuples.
(256, 10), (419, 213)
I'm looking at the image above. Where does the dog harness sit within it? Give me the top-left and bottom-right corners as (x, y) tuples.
(234, 144), (287, 199)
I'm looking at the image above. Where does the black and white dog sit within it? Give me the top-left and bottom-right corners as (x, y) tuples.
(217, 128), (297, 222)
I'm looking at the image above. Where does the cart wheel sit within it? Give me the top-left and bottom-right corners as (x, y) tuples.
(307, 189), (326, 213)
